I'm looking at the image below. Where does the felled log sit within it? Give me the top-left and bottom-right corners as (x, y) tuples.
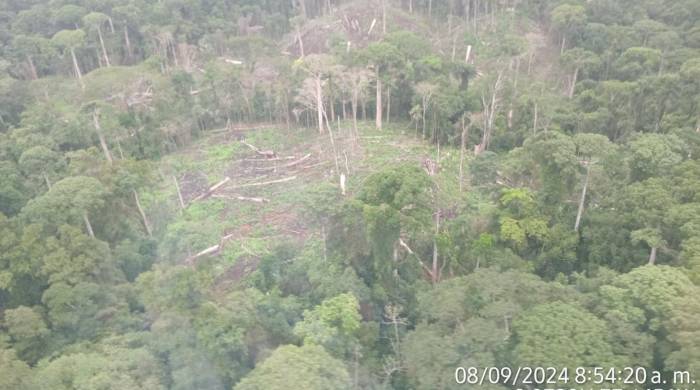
(192, 176), (231, 202)
(229, 176), (297, 189)
(253, 154), (311, 172)
(368, 18), (377, 35)
(212, 194), (270, 203)
(235, 196), (269, 203)
(241, 140), (276, 158)
(185, 232), (237, 264)
(242, 156), (297, 162)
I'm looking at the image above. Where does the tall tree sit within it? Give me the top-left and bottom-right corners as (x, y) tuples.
(361, 42), (401, 130)
(18, 146), (65, 192)
(234, 344), (351, 390)
(82, 12), (112, 68)
(560, 48), (600, 99)
(597, 266), (697, 367)
(550, 4), (586, 54)
(51, 29), (87, 89)
(338, 67), (372, 136)
(572, 133), (617, 232)
(296, 54), (337, 133)
(622, 178), (675, 265)
(21, 176), (106, 238)
(513, 302), (619, 369)
(0, 348), (33, 390)
(294, 293), (361, 356)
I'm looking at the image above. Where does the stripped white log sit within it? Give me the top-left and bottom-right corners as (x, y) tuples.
(192, 177), (231, 201)
(241, 140), (275, 158)
(186, 232), (237, 263)
(212, 194), (270, 203)
(254, 154), (311, 171)
(367, 18), (377, 35)
(243, 156), (297, 162)
(398, 238), (433, 275)
(228, 176), (297, 189)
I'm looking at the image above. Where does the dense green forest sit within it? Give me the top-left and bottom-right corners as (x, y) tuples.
(1, 0), (699, 388)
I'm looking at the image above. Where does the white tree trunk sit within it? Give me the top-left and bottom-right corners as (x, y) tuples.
(316, 75), (324, 133)
(124, 25), (133, 61)
(133, 190), (152, 237)
(568, 67), (579, 99)
(431, 207), (440, 284)
(297, 26), (305, 57)
(459, 117), (468, 192)
(173, 175), (185, 211)
(93, 112), (113, 164)
(116, 139), (125, 159)
(70, 48), (84, 89)
(43, 172), (52, 190)
(351, 90), (359, 136)
(375, 69), (383, 129)
(648, 246), (657, 265)
(574, 162), (591, 232)
(560, 35), (566, 55)
(83, 212), (95, 238)
(27, 55), (38, 80)
(323, 107), (340, 174)
(386, 86), (391, 123)
(97, 26), (111, 67)
(382, 0), (387, 34)
(421, 96), (428, 138)
(533, 102), (538, 135)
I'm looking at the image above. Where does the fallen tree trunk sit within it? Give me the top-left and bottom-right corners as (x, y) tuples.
(242, 156), (297, 162)
(229, 176), (296, 189)
(241, 140), (276, 158)
(301, 161), (330, 169)
(234, 195), (269, 203)
(254, 154), (311, 172)
(212, 194), (270, 203)
(192, 176), (231, 202)
(185, 232), (237, 264)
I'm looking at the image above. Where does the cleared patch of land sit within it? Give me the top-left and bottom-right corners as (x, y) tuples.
(152, 121), (466, 293)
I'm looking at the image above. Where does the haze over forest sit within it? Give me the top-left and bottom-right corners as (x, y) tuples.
(1, 0), (700, 389)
